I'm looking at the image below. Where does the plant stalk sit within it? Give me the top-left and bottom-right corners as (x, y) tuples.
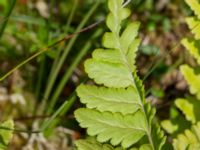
(0, 0), (16, 39)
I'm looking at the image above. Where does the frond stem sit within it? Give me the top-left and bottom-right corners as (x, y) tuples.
(114, 29), (155, 150)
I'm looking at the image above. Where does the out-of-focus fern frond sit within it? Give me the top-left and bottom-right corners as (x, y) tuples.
(186, 18), (200, 40)
(175, 97), (200, 123)
(163, 1), (200, 149)
(185, 0), (200, 19)
(173, 122), (200, 150)
(180, 65), (200, 99)
(182, 39), (200, 65)
(0, 120), (14, 150)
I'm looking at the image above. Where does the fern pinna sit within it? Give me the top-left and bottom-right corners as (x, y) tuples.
(0, 119), (14, 150)
(74, 0), (165, 149)
(161, 0), (200, 149)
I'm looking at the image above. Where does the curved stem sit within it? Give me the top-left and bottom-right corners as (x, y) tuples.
(113, 18), (155, 150)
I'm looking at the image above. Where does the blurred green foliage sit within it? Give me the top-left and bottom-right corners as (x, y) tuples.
(0, 0), (198, 149)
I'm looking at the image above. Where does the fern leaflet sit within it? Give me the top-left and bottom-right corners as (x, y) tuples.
(173, 122), (200, 150)
(0, 119), (14, 150)
(185, 0), (200, 19)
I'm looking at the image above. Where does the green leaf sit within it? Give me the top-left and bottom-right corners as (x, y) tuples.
(172, 1), (200, 149)
(0, 120), (14, 150)
(139, 144), (152, 150)
(92, 48), (123, 64)
(103, 32), (118, 49)
(85, 59), (134, 88)
(75, 108), (146, 148)
(76, 138), (123, 150)
(75, 0), (165, 149)
(106, 0), (130, 33)
(126, 39), (141, 70)
(129, 144), (152, 150)
(152, 125), (166, 150)
(175, 97), (200, 123)
(108, 0), (123, 15)
(185, 0), (200, 19)
(120, 22), (140, 53)
(161, 120), (179, 134)
(133, 73), (145, 103)
(173, 122), (200, 150)
(106, 13), (120, 33)
(77, 85), (142, 115)
(145, 104), (166, 150)
(180, 65), (200, 99)
(182, 38), (200, 65)
(161, 115), (191, 137)
(186, 17), (200, 40)
(119, 8), (131, 21)
(106, 8), (130, 34)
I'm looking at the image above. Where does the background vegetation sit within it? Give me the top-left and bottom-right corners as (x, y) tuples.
(0, 0), (197, 149)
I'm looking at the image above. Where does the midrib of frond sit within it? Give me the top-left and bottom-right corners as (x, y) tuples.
(87, 93), (142, 106)
(113, 28), (155, 150)
(95, 118), (146, 132)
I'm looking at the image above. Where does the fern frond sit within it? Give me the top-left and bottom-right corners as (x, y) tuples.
(0, 120), (14, 150)
(75, 0), (165, 149)
(161, 120), (179, 134)
(151, 120), (166, 150)
(173, 122), (200, 150)
(85, 22), (140, 88)
(182, 39), (200, 65)
(76, 138), (153, 150)
(180, 65), (200, 99)
(162, 0), (200, 147)
(181, 0), (200, 99)
(161, 114), (191, 137)
(175, 97), (200, 123)
(185, 17), (200, 40)
(185, 0), (200, 19)
(174, 0), (200, 122)
(76, 138), (125, 150)
(143, 103), (166, 150)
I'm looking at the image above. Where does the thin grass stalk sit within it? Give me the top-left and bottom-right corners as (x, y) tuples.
(46, 29), (103, 115)
(41, 94), (77, 132)
(0, 0), (16, 39)
(41, 0), (78, 102)
(40, 1), (101, 114)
